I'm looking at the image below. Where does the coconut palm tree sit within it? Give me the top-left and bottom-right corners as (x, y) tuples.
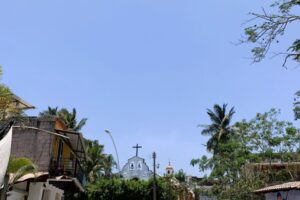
(201, 104), (235, 154)
(39, 106), (59, 119)
(102, 154), (116, 178)
(58, 108), (87, 132)
(39, 107), (87, 132)
(7, 157), (38, 185)
(83, 139), (105, 182)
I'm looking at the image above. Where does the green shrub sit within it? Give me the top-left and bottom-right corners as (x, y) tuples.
(7, 157), (33, 173)
(85, 178), (177, 200)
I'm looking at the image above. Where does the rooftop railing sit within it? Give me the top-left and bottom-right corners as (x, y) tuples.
(49, 157), (84, 184)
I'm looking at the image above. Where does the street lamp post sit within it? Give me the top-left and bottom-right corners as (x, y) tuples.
(153, 152), (157, 200)
(104, 129), (121, 175)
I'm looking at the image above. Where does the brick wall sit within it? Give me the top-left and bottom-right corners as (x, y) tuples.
(11, 117), (56, 172)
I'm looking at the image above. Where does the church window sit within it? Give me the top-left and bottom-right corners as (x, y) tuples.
(130, 162), (135, 170)
(137, 161), (142, 170)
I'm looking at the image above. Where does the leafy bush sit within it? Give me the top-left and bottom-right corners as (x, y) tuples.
(85, 178), (177, 200)
(7, 157), (33, 173)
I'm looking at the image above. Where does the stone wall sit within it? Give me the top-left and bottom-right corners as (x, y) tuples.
(11, 117), (56, 172)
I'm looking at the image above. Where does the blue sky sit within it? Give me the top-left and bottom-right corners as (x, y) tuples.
(1, 0), (299, 176)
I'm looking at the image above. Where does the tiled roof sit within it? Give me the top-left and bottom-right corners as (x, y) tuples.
(12, 94), (35, 109)
(9, 172), (49, 184)
(255, 182), (300, 193)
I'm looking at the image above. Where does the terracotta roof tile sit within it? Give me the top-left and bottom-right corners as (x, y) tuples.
(255, 182), (300, 193)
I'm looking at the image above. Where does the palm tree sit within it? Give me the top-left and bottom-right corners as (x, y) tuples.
(0, 66), (2, 79)
(102, 154), (116, 178)
(0, 157), (37, 199)
(39, 107), (87, 132)
(7, 157), (37, 185)
(201, 104), (235, 154)
(39, 106), (59, 119)
(83, 139), (105, 182)
(58, 108), (87, 132)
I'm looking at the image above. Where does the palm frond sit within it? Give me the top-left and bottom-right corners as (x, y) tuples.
(214, 104), (226, 120)
(9, 164), (38, 185)
(207, 110), (221, 124)
(200, 104), (235, 154)
(0, 65), (2, 80)
(74, 118), (87, 132)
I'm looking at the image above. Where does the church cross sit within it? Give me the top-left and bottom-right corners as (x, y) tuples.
(132, 144), (142, 157)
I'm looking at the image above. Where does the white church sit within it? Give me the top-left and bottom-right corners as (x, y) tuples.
(121, 144), (153, 180)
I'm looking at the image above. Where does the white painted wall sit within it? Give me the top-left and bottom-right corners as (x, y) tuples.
(265, 190), (300, 200)
(8, 182), (64, 200)
(0, 128), (12, 188)
(28, 182), (44, 200)
(7, 190), (26, 200)
(42, 190), (54, 200)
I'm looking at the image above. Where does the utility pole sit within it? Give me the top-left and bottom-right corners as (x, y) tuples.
(153, 152), (157, 200)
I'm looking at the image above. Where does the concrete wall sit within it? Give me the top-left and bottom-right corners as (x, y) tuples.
(27, 182), (44, 200)
(7, 182), (64, 200)
(26, 182), (63, 200)
(11, 117), (55, 172)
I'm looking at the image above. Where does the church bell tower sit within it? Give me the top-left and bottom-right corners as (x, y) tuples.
(165, 161), (174, 175)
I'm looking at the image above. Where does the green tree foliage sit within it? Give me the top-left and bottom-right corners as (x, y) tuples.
(7, 157), (37, 186)
(174, 169), (186, 183)
(85, 178), (177, 200)
(0, 86), (21, 120)
(58, 108), (87, 131)
(0, 67), (24, 121)
(39, 107), (87, 131)
(294, 90), (300, 120)
(7, 157), (33, 173)
(83, 139), (116, 182)
(241, 109), (299, 162)
(200, 104), (235, 154)
(242, 0), (300, 67)
(39, 106), (59, 118)
(84, 139), (105, 183)
(192, 108), (299, 200)
(102, 154), (117, 178)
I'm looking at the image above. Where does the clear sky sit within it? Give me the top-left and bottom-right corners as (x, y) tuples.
(1, 0), (299, 176)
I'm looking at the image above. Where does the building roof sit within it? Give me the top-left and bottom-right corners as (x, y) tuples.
(9, 172), (49, 184)
(12, 94), (35, 110)
(48, 176), (85, 193)
(255, 182), (300, 193)
(251, 162), (300, 167)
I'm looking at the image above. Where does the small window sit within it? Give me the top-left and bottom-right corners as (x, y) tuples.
(137, 161), (142, 170)
(130, 162), (135, 170)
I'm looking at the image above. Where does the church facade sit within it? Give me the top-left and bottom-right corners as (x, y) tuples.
(121, 144), (153, 180)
